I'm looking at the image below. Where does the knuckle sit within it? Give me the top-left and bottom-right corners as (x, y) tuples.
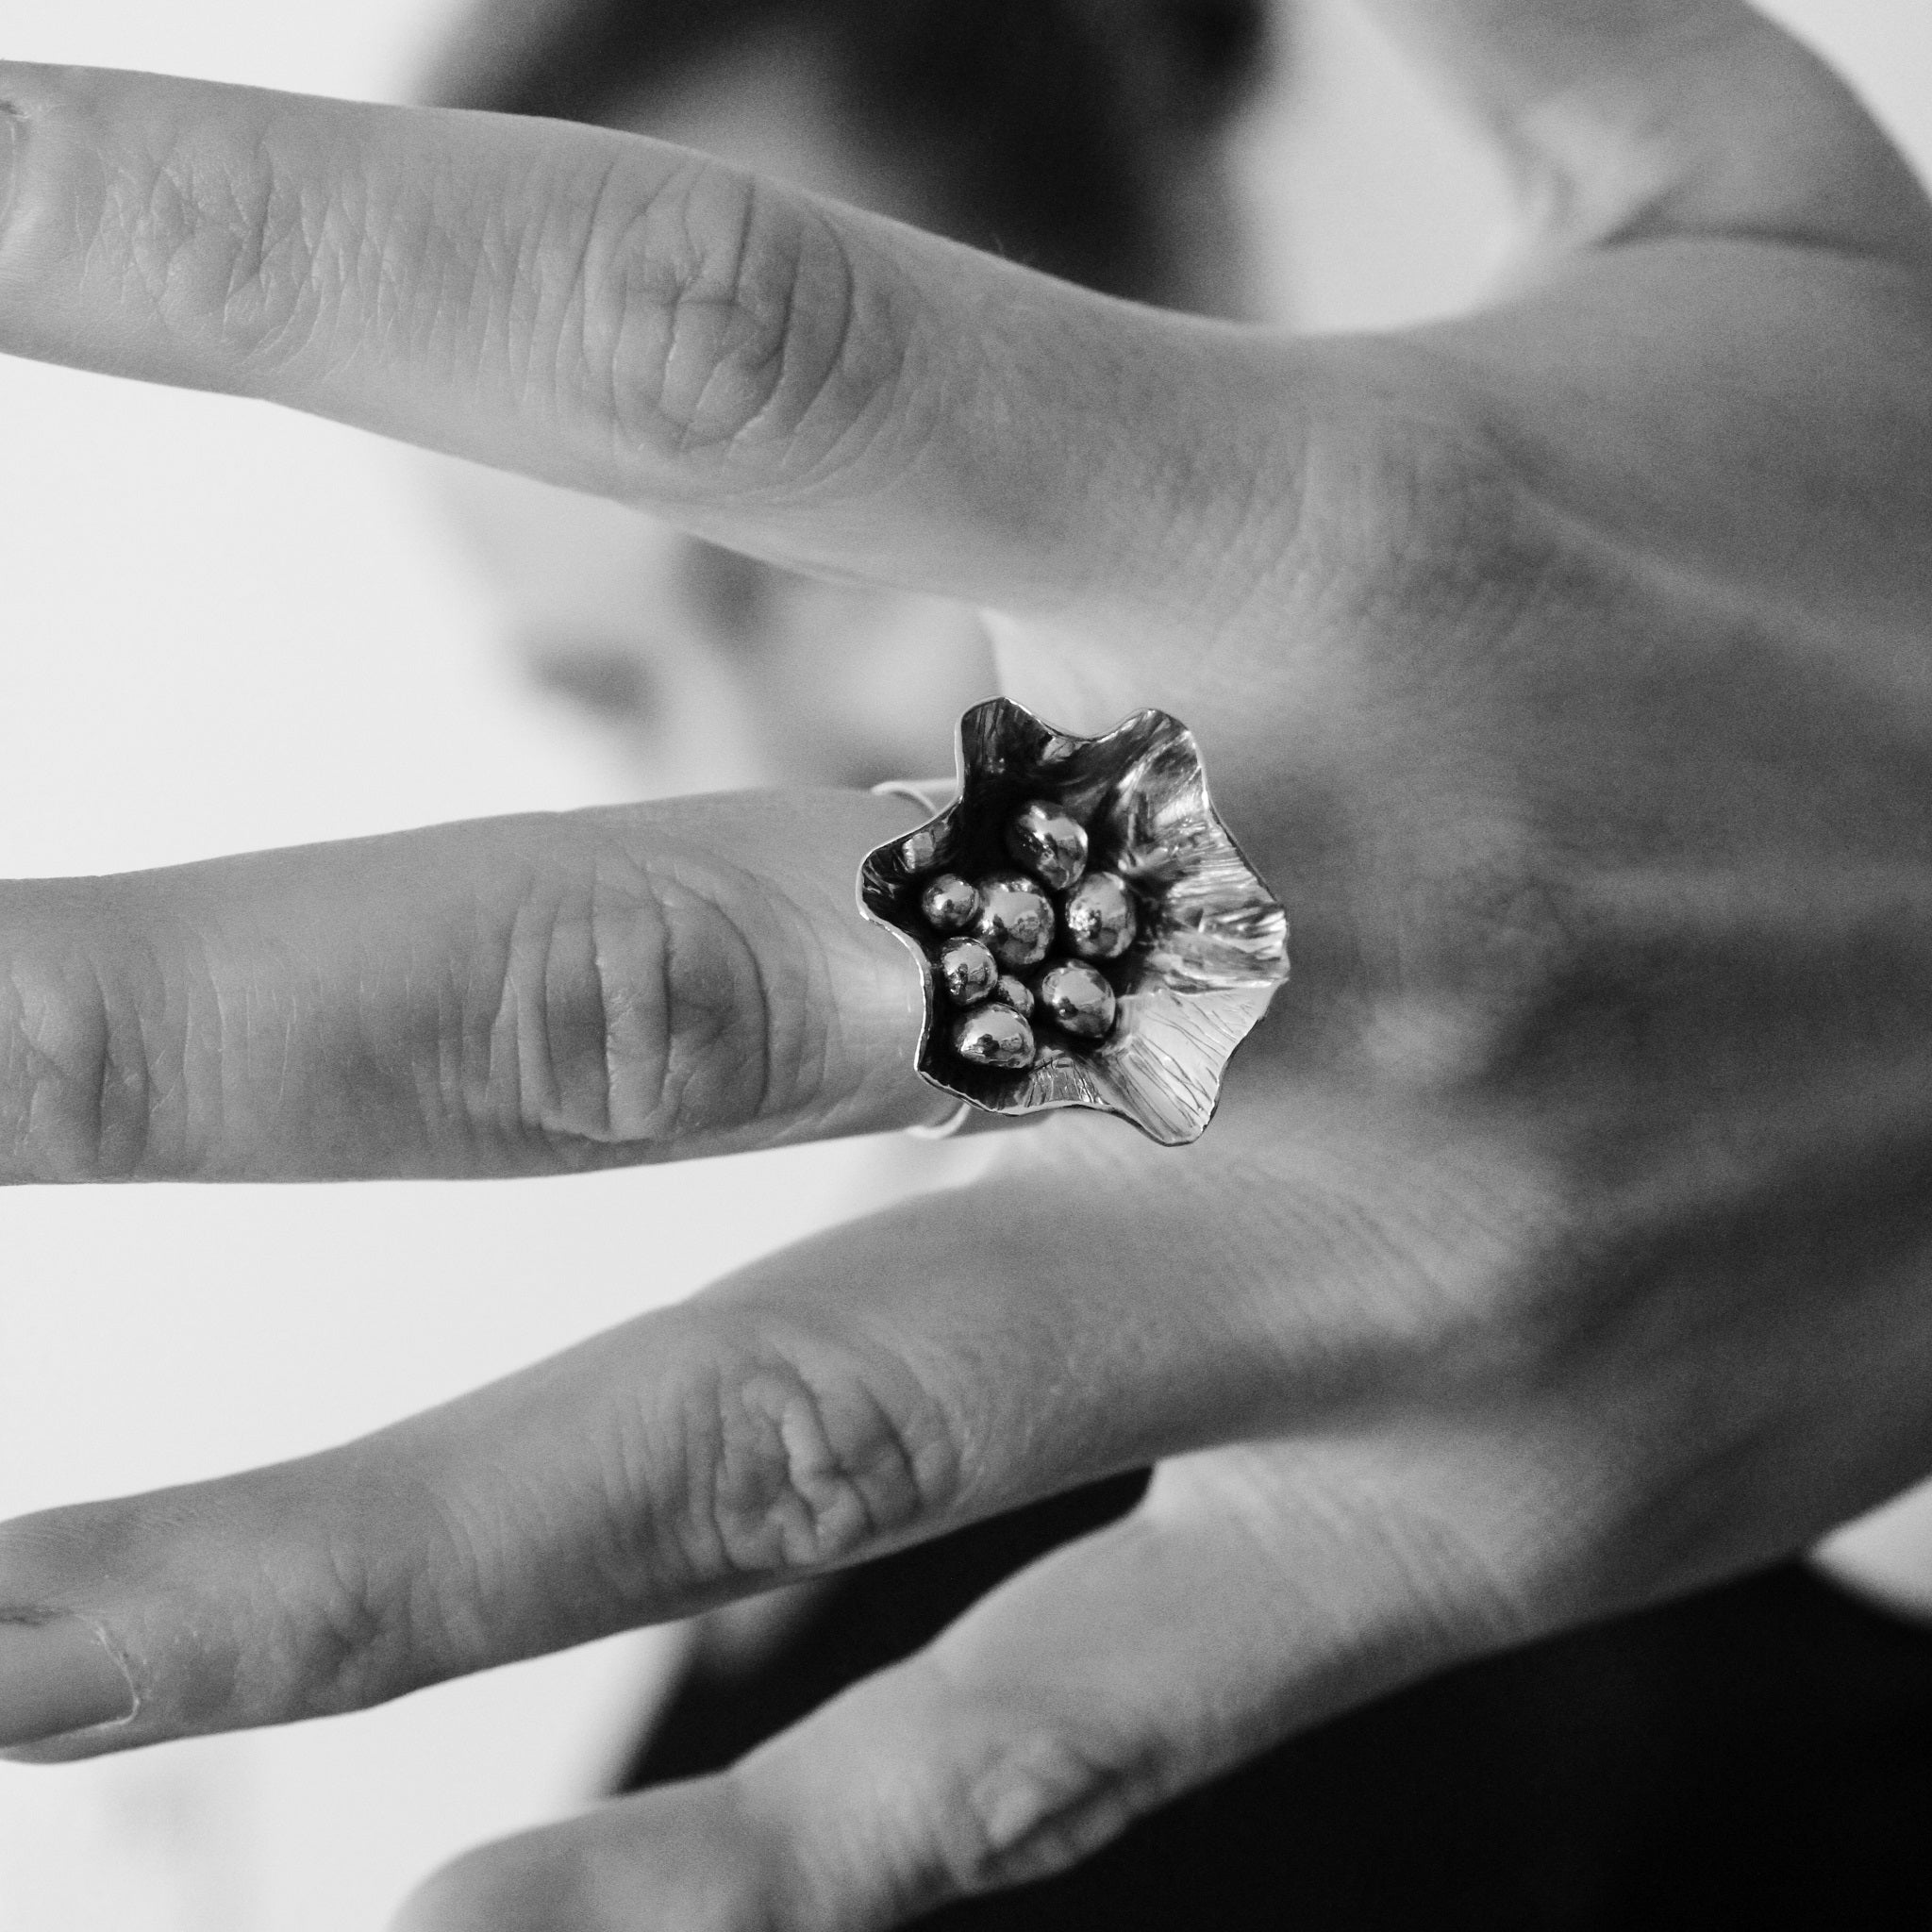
(641, 867), (781, 1138)
(927, 1713), (1153, 1902)
(466, 854), (666, 1151)
(258, 1535), (398, 1720)
(464, 843), (829, 1152)
(152, 1482), (398, 1725)
(583, 158), (911, 475)
(241, 1462), (480, 1721)
(105, 122), (335, 366)
(662, 1323), (961, 1586)
(0, 938), (157, 1181)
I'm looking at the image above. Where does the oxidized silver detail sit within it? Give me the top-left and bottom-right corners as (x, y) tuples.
(994, 973), (1036, 1019)
(859, 698), (1291, 1145)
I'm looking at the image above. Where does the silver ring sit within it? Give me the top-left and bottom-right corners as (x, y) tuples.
(870, 777), (958, 819)
(861, 699), (1290, 1147)
(903, 1101), (975, 1141)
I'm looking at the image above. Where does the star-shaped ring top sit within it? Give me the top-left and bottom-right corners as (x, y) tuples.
(859, 698), (1290, 1145)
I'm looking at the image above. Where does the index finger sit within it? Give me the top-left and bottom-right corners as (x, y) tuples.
(0, 64), (1296, 612)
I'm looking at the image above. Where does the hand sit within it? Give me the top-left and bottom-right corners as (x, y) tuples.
(3, 6), (1932, 1926)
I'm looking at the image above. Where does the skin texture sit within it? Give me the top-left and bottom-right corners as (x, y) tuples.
(435, 29), (1016, 793)
(2, 3), (1932, 1925)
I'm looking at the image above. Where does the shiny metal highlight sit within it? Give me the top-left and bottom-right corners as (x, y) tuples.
(860, 698), (1291, 1145)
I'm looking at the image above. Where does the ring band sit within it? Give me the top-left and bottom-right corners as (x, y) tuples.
(870, 777), (958, 819)
(903, 1100), (975, 1141)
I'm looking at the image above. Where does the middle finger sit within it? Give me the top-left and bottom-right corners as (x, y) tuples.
(0, 789), (939, 1182)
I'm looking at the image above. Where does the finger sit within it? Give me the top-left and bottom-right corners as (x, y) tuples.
(1362, 1), (1932, 261)
(0, 1163), (1222, 1757)
(386, 1443), (1503, 1932)
(0, 65), (1300, 610)
(0, 1101), (1483, 1757)
(0, 789), (944, 1183)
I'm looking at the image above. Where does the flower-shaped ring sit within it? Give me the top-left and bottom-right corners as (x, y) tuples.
(858, 698), (1290, 1145)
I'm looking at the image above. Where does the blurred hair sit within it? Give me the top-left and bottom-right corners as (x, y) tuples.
(428, 0), (1275, 307)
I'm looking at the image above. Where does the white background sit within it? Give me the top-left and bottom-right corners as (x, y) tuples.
(0, 4), (1928, 1927)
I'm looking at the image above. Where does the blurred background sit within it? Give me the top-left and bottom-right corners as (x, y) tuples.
(0, 3), (1927, 1926)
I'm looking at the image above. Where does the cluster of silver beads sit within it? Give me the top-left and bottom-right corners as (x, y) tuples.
(917, 800), (1139, 1071)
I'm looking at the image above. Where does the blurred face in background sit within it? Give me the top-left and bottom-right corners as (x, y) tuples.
(434, 0), (1274, 792)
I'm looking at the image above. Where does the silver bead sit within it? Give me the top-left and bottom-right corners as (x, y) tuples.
(921, 873), (981, 932)
(938, 937), (998, 1006)
(1063, 871), (1138, 961)
(994, 974), (1035, 1017)
(974, 872), (1056, 969)
(1005, 800), (1089, 891)
(1038, 960), (1117, 1040)
(952, 1004), (1037, 1070)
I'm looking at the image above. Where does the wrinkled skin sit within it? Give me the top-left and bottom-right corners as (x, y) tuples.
(2, 5), (1932, 1927)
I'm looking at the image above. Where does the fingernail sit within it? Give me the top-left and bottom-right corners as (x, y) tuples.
(0, 1615), (138, 1747)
